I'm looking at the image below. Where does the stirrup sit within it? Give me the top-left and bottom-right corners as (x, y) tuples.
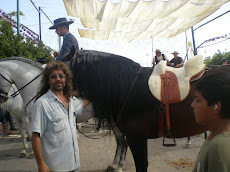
(163, 129), (176, 147)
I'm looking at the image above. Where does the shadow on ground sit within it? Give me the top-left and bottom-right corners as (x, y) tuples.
(81, 170), (106, 172)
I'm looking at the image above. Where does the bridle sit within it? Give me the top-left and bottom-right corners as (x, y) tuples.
(0, 73), (16, 99)
(0, 72), (42, 107)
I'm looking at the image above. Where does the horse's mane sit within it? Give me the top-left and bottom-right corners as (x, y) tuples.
(71, 50), (154, 125)
(0, 57), (43, 70)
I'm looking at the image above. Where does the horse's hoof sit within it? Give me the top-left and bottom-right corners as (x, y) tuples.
(185, 143), (191, 148)
(28, 152), (35, 159)
(115, 169), (123, 172)
(19, 152), (27, 158)
(105, 165), (116, 172)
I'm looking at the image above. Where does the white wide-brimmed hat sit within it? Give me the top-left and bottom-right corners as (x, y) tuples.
(171, 51), (179, 54)
(155, 49), (161, 53)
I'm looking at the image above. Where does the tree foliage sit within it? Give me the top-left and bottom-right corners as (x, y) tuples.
(204, 50), (230, 66)
(0, 19), (52, 62)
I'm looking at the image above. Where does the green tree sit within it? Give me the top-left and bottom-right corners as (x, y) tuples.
(204, 50), (230, 66)
(0, 16), (52, 62)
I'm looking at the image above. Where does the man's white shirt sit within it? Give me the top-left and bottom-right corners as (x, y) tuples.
(31, 89), (83, 171)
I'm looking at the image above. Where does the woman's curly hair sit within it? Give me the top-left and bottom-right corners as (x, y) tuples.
(36, 61), (75, 100)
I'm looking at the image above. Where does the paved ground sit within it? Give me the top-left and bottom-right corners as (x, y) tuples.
(0, 121), (205, 172)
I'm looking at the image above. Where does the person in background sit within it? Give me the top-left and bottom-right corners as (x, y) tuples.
(49, 17), (79, 62)
(53, 51), (59, 58)
(168, 51), (184, 68)
(192, 72), (230, 172)
(152, 49), (169, 66)
(222, 59), (228, 65)
(8, 115), (16, 131)
(31, 61), (90, 172)
(37, 58), (47, 68)
(0, 108), (10, 136)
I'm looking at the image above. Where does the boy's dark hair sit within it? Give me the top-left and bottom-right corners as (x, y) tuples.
(195, 72), (230, 118)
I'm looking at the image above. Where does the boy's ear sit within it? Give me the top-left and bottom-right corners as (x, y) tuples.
(213, 102), (221, 112)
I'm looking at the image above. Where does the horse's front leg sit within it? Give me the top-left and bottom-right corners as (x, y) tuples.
(117, 133), (128, 172)
(106, 126), (127, 172)
(127, 137), (148, 172)
(23, 116), (34, 158)
(17, 121), (28, 158)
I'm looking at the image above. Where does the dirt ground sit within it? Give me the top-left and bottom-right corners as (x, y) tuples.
(0, 120), (205, 172)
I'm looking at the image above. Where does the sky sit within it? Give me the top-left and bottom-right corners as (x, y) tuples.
(0, 0), (230, 67)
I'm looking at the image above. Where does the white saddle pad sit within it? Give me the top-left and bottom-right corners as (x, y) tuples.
(148, 55), (205, 102)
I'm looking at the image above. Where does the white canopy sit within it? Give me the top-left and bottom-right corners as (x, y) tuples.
(64, 0), (230, 42)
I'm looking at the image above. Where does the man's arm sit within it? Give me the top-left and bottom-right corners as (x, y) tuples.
(32, 132), (50, 172)
(56, 34), (79, 61)
(175, 61), (184, 68)
(175, 58), (184, 68)
(168, 58), (174, 67)
(164, 55), (170, 65)
(152, 57), (155, 66)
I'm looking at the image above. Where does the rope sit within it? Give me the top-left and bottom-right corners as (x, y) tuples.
(77, 127), (112, 139)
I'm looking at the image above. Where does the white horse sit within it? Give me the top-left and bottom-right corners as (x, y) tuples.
(0, 84), (32, 157)
(0, 57), (127, 172)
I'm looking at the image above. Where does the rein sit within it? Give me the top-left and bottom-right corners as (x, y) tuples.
(0, 73), (13, 84)
(113, 67), (142, 127)
(10, 73), (42, 98)
(0, 72), (42, 107)
(0, 73), (17, 98)
(78, 67), (142, 139)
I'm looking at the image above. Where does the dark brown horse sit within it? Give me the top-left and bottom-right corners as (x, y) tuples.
(67, 49), (230, 172)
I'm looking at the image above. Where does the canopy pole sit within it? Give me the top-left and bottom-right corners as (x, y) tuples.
(185, 31), (188, 60)
(191, 10), (230, 56)
(152, 37), (153, 60)
(17, 0), (20, 35)
(39, 7), (42, 41)
(194, 10), (230, 31)
(191, 26), (197, 55)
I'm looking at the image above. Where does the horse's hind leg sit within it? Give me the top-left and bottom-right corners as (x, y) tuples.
(204, 131), (207, 139)
(127, 137), (148, 172)
(185, 137), (192, 148)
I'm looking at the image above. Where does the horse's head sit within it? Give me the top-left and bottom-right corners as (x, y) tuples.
(0, 71), (13, 103)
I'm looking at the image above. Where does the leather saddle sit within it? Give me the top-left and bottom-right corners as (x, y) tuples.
(149, 54), (205, 104)
(149, 55), (205, 140)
